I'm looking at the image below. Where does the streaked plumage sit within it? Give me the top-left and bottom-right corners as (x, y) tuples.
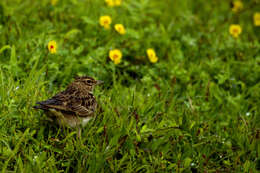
(34, 76), (103, 137)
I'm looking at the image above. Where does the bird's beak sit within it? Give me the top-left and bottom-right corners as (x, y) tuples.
(96, 80), (104, 85)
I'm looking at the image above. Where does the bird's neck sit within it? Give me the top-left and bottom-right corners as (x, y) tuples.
(79, 87), (93, 94)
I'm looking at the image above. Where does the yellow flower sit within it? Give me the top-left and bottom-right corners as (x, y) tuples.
(114, 0), (122, 6)
(105, 0), (115, 7)
(48, 40), (57, 54)
(229, 24), (242, 38)
(114, 24), (126, 35)
(99, 15), (112, 29)
(51, 0), (58, 6)
(231, 1), (243, 13)
(105, 0), (121, 7)
(146, 48), (158, 63)
(254, 12), (260, 26)
(109, 49), (122, 64)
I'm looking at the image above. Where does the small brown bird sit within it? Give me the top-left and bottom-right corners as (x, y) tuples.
(34, 76), (103, 137)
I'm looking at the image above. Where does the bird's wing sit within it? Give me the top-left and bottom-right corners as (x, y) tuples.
(35, 92), (96, 117)
(69, 102), (94, 116)
(68, 93), (97, 116)
(35, 93), (70, 111)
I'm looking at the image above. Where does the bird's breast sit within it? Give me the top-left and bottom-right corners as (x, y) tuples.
(56, 113), (93, 128)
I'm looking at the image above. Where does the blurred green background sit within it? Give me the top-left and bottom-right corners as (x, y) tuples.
(0, 0), (259, 172)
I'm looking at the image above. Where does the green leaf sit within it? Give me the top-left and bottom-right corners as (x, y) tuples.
(243, 160), (250, 172)
(0, 45), (11, 54)
(81, 16), (96, 25)
(64, 29), (81, 39)
(10, 45), (17, 65)
(183, 157), (192, 168)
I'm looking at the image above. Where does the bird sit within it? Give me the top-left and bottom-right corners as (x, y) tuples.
(34, 76), (103, 138)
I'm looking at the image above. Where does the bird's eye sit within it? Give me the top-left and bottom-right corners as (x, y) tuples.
(86, 80), (91, 84)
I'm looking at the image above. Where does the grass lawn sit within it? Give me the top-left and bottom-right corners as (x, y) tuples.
(0, 0), (259, 172)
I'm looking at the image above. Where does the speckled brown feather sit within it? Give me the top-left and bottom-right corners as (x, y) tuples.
(42, 91), (97, 117)
(34, 76), (101, 119)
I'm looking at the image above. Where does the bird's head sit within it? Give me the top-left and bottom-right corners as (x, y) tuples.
(74, 76), (103, 92)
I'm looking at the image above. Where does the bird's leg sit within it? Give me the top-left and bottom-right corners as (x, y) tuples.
(77, 127), (82, 139)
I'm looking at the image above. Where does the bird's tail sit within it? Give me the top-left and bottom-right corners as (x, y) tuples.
(33, 103), (49, 110)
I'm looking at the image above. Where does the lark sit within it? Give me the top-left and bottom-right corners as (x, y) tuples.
(34, 76), (103, 137)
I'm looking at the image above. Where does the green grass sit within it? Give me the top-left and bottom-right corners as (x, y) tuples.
(0, 0), (260, 172)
